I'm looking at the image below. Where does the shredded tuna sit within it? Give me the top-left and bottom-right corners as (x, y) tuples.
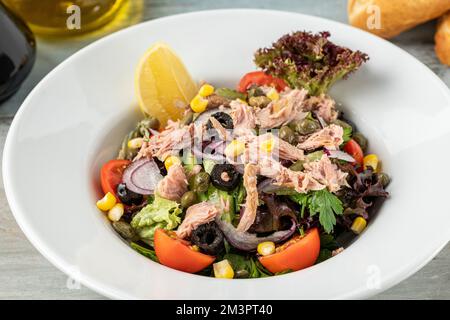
(257, 133), (304, 162)
(156, 163), (188, 202)
(303, 94), (338, 123)
(255, 89), (308, 128)
(208, 116), (229, 140)
(142, 120), (194, 161)
(303, 155), (349, 192)
(176, 202), (220, 239)
(230, 100), (257, 135)
(274, 168), (325, 193)
(236, 163), (259, 232)
(297, 124), (343, 151)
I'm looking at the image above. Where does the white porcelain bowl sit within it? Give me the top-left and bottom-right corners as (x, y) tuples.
(3, 9), (450, 299)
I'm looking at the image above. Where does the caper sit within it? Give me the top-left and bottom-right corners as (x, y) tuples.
(352, 132), (368, 152)
(247, 85), (265, 98)
(279, 126), (295, 144)
(290, 118), (320, 135)
(112, 221), (137, 240)
(190, 172), (211, 193)
(235, 269), (250, 278)
(377, 172), (390, 187)
(248, 96), (271, 108)
(181, 191), (198, 208)
(333, 119), (352, 131)
(290, 160), (304, 172)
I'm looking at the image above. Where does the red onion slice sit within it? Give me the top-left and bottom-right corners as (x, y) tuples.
(215, 215), (297, 251)
(325, 148), (355, 162)
(122, 158), (163, 195)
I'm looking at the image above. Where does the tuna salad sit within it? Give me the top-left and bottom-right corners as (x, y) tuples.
(96, 31), (389, 278)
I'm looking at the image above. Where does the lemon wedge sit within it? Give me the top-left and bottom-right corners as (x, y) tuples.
(135, 42), (198, 127)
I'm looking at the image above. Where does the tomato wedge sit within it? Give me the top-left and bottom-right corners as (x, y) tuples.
(237, 71), (288, 93)
(258, 228), (320, 274)
(343, 139), (364, 166)
(154, 229), (215, 273)
(100, 159), (130, 201)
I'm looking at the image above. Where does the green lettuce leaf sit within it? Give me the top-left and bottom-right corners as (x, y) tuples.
(131, 196), (182, 245)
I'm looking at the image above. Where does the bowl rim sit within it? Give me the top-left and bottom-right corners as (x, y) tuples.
(3, 8), (450, 300)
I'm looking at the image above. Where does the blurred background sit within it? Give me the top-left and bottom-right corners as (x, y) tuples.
(0, 0), (448, 299)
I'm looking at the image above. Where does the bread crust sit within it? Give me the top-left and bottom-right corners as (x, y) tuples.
(435, 11), (450, 66)
(348, 0), (450, 38)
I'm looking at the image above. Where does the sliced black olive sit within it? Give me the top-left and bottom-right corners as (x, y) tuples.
(190, 222), (224, 255)
(210, 164), (240, 191)
(206, 112), (234, 130)
(153, 157), (167, 176)
(116, 183), (143, 205)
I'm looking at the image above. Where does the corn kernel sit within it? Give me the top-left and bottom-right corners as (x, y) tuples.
(266, 88), (279, 101)
(213, 259), (234, 279)
(363, 154), (379, 172)
(190, 245), (200, 252)
(260, 137), (274, 154)
(351, 217), (367, 234)
(127, 137), (144, 149)
(96, 192), (116, 211)
(198, 84), (215, 97)
(190, 94), (208, 113)
(257, 241), (275, 256)
(108, 203), (124, 222)
(164, 155), (181, 171)
(224, 140), (246, 158)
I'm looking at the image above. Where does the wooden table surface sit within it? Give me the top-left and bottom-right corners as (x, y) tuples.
(0, 0), (449, 300)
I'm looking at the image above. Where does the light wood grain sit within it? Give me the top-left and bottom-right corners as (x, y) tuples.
(0, 0), (449, 300)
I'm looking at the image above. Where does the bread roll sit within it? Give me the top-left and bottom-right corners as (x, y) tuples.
(348, 0), (450, 39)
(435, 11), (450, 66)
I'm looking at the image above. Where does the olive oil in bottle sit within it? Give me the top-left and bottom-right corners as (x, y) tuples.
(0, 2), (36, 103)
(1, 0), (125, 36)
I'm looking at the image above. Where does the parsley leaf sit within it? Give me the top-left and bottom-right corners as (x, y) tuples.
(310, 190), (343, 233)
(290, 189), (343, 233)
(342, 126), (352, 144)
(289, 192), (310, 218)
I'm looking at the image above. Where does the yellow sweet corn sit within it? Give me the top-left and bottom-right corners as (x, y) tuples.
(260, 138), (274, 154)
(108, 203), (124, 222)
(257, 241), (275, 256)
(213, 260), (234, 279)
(225, 140), (246, 157)
(363, 154), (379, 172)
(190, 94), (208, 113)
(266, 88), (279, 101)
(198, 84), (215, 97)
(127, 137), (144, 149)
(164, 155), (181, 171)
(351, 217), (367, 234)
(96, 192), (116, 211)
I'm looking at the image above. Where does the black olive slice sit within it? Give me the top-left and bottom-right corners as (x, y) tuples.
(210, 164), (240, 191)
(190, 222), (224, 255)
(116, 183), (143, 205)
(206, 112), (234, 130)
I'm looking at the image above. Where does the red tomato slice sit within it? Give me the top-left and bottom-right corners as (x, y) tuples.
(343, 139), (364, 166)
(237, 71), (288, 93)
(258, 228), (320, 274)
(154, 229), (215, 273)
(100, 159), (130, 201)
